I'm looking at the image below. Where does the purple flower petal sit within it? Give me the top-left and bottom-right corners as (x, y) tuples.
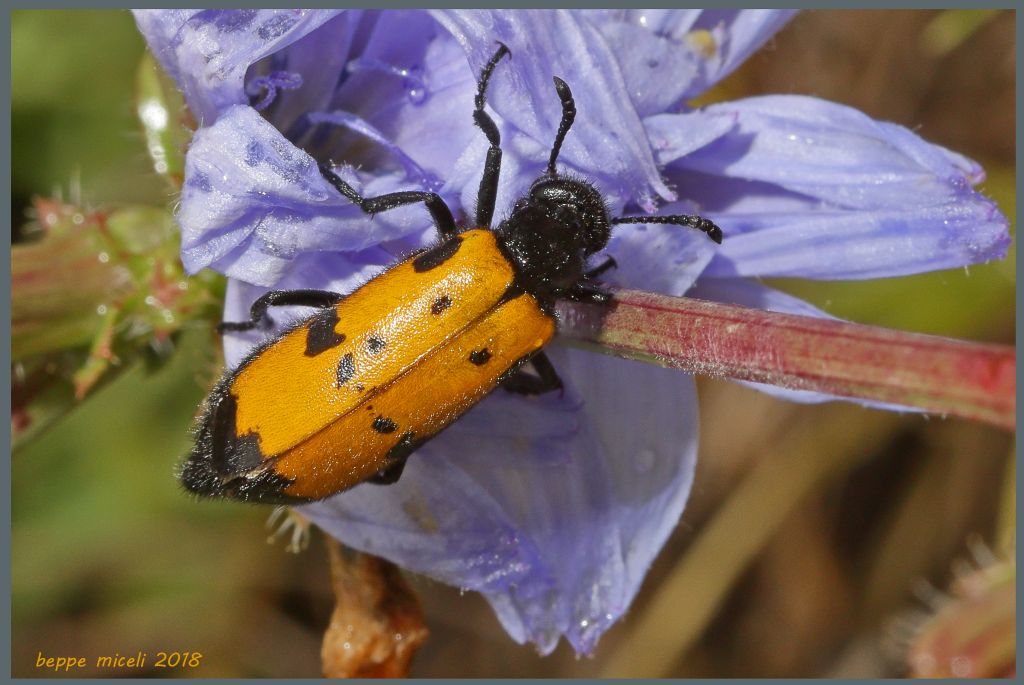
(702, 202), (1008, 280)
(179, 105), (447, 285)
(302, 345), (699, 655)
(132, 9), (200, 85)
(250, 13), (362, 133)
(330, 23), (480, 182)
(304, 109), (442, 191)
(132, 9), (342, 125)
(677, 96), (988, 208)
(591, 10), (798, 107)
(587, 19), (707, 118)
(689, 10), (798, 95)
(664, 96), (1010, 279)
(297, 10), (481, 181)
(644, 110), (737, 166)
(432, 9), (672, 210)
(689, 277), (924, 410)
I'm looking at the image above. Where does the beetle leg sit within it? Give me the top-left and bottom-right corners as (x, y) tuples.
(473, 43), (511, 229)
(365, 456), (409, 485)
(501, 351), (564, 396)
(319, 163), (459, 240)
(584, 256), (617, 279)
(563, 282), (613, 305)
(217, 289), (345, 334)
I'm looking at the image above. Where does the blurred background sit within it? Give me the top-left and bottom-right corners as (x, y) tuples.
(11, 9), (1015, 678)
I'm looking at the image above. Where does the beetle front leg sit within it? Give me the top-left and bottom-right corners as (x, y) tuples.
(562, 282), (612, 305)
(217, 289), (345, 334)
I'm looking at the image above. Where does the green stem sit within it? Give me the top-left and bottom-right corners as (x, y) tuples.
(557, 288), (1015, 430)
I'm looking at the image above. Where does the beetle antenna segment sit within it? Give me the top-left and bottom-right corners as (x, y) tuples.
(546, 77), (577, 177)
(473, 43), (511, 228)
(612, 214), (724, 244)
(474, 43), (511, 112)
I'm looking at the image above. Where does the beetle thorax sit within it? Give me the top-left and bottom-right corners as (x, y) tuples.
(496, 177), (610, 298)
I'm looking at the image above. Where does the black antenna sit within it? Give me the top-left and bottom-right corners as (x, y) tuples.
(611, 214), (723, 244)
(475, 43), (510, 111)
(546, 77), (576, 176)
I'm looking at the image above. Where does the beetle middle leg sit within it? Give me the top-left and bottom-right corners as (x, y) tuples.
(501, 351), (564, 396)
(218, 289), (345, 333)
(365, 457), (408, 485)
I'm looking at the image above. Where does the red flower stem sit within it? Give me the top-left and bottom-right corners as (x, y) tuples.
(555, 288), (1015, 430)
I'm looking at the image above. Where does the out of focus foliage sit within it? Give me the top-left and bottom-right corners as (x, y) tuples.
(11, 9), (1014, 677)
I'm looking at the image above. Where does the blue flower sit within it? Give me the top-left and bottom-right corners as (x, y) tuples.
(134, 9), (1010, 655)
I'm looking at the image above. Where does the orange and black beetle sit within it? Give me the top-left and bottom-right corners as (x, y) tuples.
(182, 44), (722, 504)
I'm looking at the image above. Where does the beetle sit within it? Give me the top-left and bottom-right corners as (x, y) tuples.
(181, 44), (723, 504)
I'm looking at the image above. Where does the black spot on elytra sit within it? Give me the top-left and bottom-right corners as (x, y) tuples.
(356, 384), (365, 392)
(184, 388), (270, 502)
(305, 309), (345, 356)
(431, 295), (452, 315)
(413, 236), (463, 272)
(336, 353), (355, 387)
(209, 391), (266, 473)
(365, 336), (385, 355)
(183, 379), (307, 505)
(228, 432), (265, 473)
(373, 416), (398, 434)
(469, 348), (492, 366)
